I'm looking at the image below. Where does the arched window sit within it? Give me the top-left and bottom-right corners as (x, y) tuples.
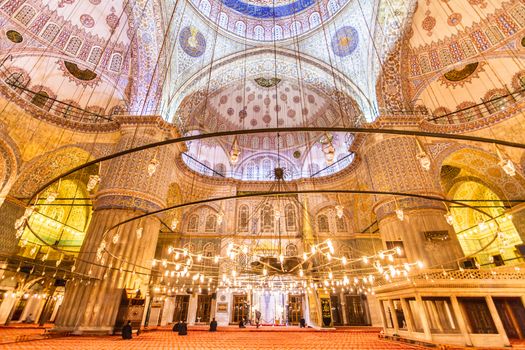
(262, 158), (272, 178)
(41, 23), (60, 42)
(261, 204), (274, 231)
(309, 12), (321, 28)
(31, 90), (49, 109)
(286, 243), (297, 256)
(272, 25), (283, 40)
(245, 161), (255, 180)
(290, 21), (302, 36)
(65, 37), (82, 56)
(336, 216), (347, 232)
(199, 0), (211, 16)
(110, 53), (123, 72)
(203, 243), (215, 257)
(317, 214), (329, 232)
(183, 242), (195, 253)
(251, 137), (259, 149)
(327, 0), (339, 15)
(88, 47), (103, 65)
(286, 134), (294, 147)
(235, 21), (246, 37)
(262, 137), (270, 150)
(219, 12), (228, 28)
(14, 4), (36, 25)
(254, 25), (265, 41)
(285, 204), (296, 231)
(238, 205), (249, 232)
(205, 214), (217, 232)
(187, 214), (199, 232)
(202, 242), (215, 266)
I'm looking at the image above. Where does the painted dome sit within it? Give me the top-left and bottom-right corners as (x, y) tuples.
(190, 0), (352, 41)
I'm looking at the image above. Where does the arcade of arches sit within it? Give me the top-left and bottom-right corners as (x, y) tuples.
(1, 0), (525, 348)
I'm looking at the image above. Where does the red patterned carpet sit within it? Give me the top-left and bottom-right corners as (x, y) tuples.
(0, 328), (424, 350)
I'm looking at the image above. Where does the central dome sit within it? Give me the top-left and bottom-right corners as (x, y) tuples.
(191, 0), (351, 41)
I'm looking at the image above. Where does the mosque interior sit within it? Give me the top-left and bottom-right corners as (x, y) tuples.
(0, 0), (525, 348)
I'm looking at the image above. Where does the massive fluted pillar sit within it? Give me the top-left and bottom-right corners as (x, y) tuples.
(54, 117), (177, 334)
(363, 135), (464, 269)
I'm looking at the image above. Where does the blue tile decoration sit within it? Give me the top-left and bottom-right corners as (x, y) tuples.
(179, 26), (206, 57)
(221, 0), (316, 18)
(331, 26), (359, 57)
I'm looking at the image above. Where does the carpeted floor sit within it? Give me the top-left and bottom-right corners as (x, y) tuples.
(0, 328), (424, 350)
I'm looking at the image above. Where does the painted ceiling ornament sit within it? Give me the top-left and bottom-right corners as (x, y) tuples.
(89, 0), (101, 4)
(255, 77), (281, 88)
(80, 14), (95, 28)
(222, 0), (315, 19)
(331, 26), (359, 57)
(422, 10), (436, 36)
(106, 7), (120, 31)
(447, 12), (462, 26)
(439, 62), (484, 88)
(58, 0), (75, 8)
(179, 26), (206, 58)
(468, 0), (487, 8)
(6, 30), (23, 43)
(60, 61), (100, 87)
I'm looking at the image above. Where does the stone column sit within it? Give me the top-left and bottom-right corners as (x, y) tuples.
(364, 136), (464, 269)
(54, 118), (177, 334)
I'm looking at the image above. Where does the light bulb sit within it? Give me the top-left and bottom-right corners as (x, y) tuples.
(299, 269), (304, 277)
(341, 256), (347, 265)
(335, 205), (344, 219)
(395, 209), (404, 221)
(263, 267), (268, 276)
(197, 254), (202, 262)
(279, 254), (284, 263)
(136, 227), (143, 240)
(303, 252), (308, 261)
(417, 152), (431, 171)
(147, 157), (160, 177)
(444, 212), (454, 225)
(171, 218), (179, 231)
(362, 256), (369, 264)
(87, 175), (100, 191)
(112, 233), (120, 244)
(214, 256), (219, 264)
(478, 221), (488, 231)
(310, 246), (316, 254)
(45, 191), (58, 204)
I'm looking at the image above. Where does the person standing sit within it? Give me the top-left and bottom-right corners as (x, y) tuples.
(122, 320), (133, 340)
(209, 318), (218, 332)
(173, 320), (182, 332)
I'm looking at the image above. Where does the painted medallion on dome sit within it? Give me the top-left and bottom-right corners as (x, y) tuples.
(179, 26), (207, 57)
(331, 26), (359, 57)
(222, 0), (316, 18)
